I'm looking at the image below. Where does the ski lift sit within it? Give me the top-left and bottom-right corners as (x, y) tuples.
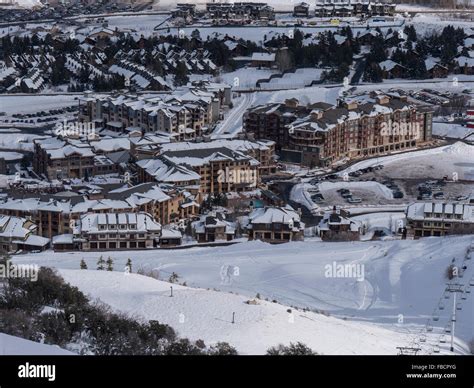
(433, 313), (439, 322)
(444, 292), (450, 300)
(427, 323), (433, 332)
(433, 345), (440, 353)
(439, 335), (446, 344)
(445, 325), (451, 333)
(461, 292), (467, 300)
(438, 301), (445, 310)
(420, 334), (426, 343)
(469, 277), (474, 287)
(456, 302), (462, 311)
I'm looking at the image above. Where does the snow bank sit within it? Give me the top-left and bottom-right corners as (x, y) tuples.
(0, 333), (73, 355)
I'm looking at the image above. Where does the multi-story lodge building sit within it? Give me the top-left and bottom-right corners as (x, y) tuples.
(73, 212), (161, 251)
(245, 206), (305, 243)
(137, 141), (266, 196)
(161, 147), (260, 195)
(243, 93), (434, 167)
(406, 202), (474, 238)
(78, 83), (231, 139)
(33, 138), (119, 180)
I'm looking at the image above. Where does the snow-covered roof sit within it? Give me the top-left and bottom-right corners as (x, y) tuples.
(407, 202), (474, 223)
(78, 212), (161, 234)
(249, 206), (302, 226)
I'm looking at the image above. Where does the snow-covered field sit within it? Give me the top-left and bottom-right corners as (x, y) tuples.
(12, 235), (474, 354)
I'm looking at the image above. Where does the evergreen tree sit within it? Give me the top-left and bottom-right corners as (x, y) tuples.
(80, 259), (88, 270)
(97, 256), (105, 271)
(106, 257), (114, 271)
(174, 61), (189, 86)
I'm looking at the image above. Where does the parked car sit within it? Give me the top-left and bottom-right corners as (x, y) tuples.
(347, 197), (362, 203)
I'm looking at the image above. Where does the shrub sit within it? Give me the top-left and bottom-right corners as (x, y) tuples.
(266, 342), (317, 355)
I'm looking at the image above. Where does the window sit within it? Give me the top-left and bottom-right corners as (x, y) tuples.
(120, 242), (127, 248)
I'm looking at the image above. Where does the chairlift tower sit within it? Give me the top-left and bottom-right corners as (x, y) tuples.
(444, 283), (464, 353)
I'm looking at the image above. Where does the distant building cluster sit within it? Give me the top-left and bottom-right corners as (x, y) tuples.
(313, 1), (396, 18)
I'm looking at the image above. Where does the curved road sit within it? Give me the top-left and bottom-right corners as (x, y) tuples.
(211, 92), (255, 139)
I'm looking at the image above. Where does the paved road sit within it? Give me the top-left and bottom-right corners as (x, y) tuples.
(212, 92), (255, 139)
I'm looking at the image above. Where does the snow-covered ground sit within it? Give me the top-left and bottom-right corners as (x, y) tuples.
(12, 235), (474, 355)
(0, 95), (78, 115)
(433, 122), (474, 139)
(0, 333), (73, 356)
(252, 84), (340, 106)
(318, 181), (395, 200)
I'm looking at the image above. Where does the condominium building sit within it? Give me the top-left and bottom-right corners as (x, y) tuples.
(243, 93), (434, 167)
(67, 212), (162, 251)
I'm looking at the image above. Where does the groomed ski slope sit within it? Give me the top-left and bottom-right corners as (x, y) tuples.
(14, 235), (474, 354)
(58, 269), (413, 355)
